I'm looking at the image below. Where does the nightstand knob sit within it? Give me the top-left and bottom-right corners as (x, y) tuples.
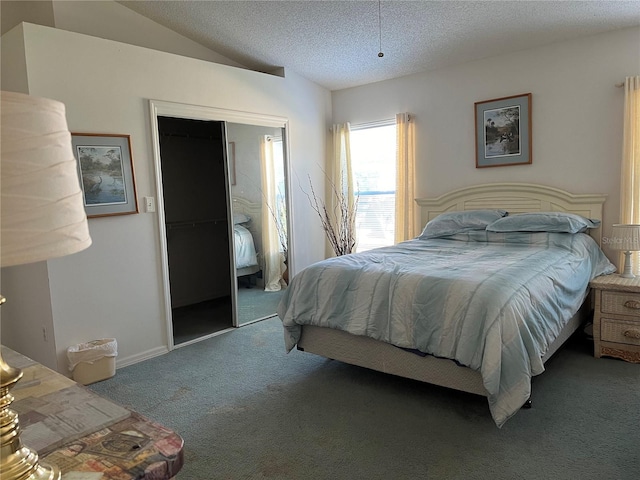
(623, 329), (640, 339)
(623, 300), (640, 310)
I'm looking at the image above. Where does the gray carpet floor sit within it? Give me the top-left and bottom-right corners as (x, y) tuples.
(89, 318), (639, 480)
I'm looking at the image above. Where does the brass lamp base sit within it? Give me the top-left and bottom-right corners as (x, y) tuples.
(0, 296), (61, 480)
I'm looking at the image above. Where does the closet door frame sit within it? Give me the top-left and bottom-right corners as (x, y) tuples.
(148, 99), (292, 350)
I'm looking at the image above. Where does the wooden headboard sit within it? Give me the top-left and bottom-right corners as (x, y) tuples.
(416, 183), (607, 246)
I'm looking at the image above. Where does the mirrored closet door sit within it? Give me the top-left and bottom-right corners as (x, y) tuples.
(227, 123), (288, 326)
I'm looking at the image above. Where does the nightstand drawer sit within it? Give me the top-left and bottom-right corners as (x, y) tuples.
(600, 318), (640, 346)
(601, 291), (640, 315)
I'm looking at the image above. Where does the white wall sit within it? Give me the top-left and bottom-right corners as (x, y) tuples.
(1, 23), (330, 372)
(0, 0), (246, 69)
(50, 0), (247, 69)
(0, 263), (57, 367)
(1, 1), (54, 34)
(0, 24), (28, 93)
(332, 26), (640, 264)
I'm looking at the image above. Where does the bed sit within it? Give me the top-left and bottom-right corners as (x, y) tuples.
(232, 196), (262, 278)
(277, 183), (617, 427)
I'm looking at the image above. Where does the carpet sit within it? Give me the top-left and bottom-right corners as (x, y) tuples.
(89, 317), (639, 480)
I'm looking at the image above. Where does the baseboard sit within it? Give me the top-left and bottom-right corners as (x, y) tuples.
(115, 345), (169, 369)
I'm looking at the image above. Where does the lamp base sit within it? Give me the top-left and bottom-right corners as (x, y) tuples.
(1, 296), (61, 480)
(1, 449), (60, 480)
(1, 354), (62, 480)
(621, 251), (636, 278)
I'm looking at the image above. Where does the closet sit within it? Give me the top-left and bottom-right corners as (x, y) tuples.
(157, 116), (234, 344)
(150, 99), (293, 351)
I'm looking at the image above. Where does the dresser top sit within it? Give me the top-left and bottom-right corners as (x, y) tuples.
(589, 274), (640, 292)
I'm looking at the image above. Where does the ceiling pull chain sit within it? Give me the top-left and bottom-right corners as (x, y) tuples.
(378, 0), (384, 58)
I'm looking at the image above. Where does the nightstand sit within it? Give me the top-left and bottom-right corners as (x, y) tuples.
(589, 274), (640, 363)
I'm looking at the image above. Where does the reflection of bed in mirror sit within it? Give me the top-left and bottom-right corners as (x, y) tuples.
(232, 196), (262, 279)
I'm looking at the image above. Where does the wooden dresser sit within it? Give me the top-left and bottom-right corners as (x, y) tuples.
(590, 274), (640, 363)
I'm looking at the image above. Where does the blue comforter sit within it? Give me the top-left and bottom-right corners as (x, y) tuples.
(277, 231), (615, 427)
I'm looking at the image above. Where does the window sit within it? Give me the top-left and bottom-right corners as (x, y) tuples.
(350, 122), (396, 252)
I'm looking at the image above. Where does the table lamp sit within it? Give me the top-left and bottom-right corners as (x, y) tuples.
(1, 91), (92, 479)
(611, 224), (640, 278)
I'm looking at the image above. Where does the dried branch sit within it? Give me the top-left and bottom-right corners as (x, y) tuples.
(305, 173), (358, 256)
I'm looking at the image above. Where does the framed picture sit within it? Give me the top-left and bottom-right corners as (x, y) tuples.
(475, 93), (532, 168)
(228, 141), (236, 186)
(71, 133), (138, 217)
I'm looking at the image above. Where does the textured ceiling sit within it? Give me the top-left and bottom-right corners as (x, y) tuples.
(119, 1), (640, 91)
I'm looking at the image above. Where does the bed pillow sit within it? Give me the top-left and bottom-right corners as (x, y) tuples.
(419, 209), (508, 239)
(233, 213), (251, 225)
(486, 212), (600, 233)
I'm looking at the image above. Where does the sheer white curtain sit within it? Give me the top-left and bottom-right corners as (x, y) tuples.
(620, 76), (640, 274)
(329, 123), (356, 255)
(395, 113), (416, 243)
(260, 135), (284, 291)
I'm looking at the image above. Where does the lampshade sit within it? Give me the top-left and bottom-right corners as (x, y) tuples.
(1, 91), (92, 267)
(610, 224), (640, 252)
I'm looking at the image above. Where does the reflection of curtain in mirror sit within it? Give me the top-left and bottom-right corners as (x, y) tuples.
(261, 135), (285, 291)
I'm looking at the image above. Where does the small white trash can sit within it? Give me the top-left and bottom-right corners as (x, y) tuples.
(67, 338), (117, 385)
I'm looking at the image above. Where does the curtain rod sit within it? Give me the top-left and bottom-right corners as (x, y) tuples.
(615, 82), (624, 88)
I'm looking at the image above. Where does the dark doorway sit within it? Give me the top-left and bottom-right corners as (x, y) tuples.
(157, 116), (233, 345)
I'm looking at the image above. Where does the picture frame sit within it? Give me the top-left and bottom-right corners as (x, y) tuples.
(71, 133), (139, 217)
(475, 93), (532, 168)
(228, 141), (236, 186)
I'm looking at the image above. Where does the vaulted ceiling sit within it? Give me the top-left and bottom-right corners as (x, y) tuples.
(119, 1), (640, 91)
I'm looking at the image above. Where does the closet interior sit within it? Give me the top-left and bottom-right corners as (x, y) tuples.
(158, 116), (234, 345)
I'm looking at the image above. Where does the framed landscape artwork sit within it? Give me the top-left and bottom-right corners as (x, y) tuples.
(72, 133), (138, 217)
(475, 93), (532, 168)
